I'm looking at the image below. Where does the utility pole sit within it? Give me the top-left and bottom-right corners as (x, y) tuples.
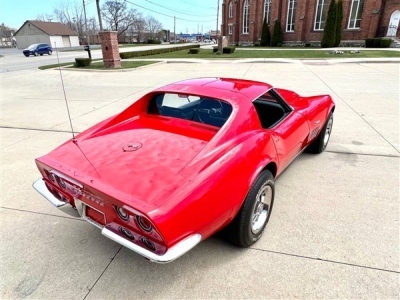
(83, 0), (91, 58)
(216, 0), (220, 39)
(174, 16), (176, 43)
(96, 0), (103, 31)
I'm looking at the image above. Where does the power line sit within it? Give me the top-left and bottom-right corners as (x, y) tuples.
(144, 0), (214, 17)
(124, 0), (216, 23)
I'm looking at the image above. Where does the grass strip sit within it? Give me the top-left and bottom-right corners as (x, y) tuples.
(141, 49), (400, 59)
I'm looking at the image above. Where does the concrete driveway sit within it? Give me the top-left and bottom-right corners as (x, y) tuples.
(0, 60), (399, 299)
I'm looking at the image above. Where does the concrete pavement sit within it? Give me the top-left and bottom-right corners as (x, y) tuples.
(0, 60), (399, 299)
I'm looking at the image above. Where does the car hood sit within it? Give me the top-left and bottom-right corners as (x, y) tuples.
(38, 125), (208, 210)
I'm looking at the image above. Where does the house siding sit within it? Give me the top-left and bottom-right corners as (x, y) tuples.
(221, 0), (400, 44)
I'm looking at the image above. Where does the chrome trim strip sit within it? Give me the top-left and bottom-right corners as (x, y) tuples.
(50, 170), (83, 188)
(102, 228), (202, 263)
(32, 178), (80, 218)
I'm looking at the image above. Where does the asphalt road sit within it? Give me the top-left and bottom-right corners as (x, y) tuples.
(0, 55), (399, 299)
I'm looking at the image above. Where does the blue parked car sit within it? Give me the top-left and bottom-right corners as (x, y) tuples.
(23, 43), (52, 57)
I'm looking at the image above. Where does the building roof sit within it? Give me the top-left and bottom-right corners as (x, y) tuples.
(15, 20), (78, 36)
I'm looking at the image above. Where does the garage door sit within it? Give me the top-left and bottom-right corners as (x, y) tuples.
(62, 36), (71, 47)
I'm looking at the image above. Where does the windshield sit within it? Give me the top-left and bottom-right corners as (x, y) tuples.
(148, 93), (233, 128)
(28, 44), (39, 49)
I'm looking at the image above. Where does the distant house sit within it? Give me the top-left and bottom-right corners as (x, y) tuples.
(14, 20), (79, 49)
(0, 30), (16, 47)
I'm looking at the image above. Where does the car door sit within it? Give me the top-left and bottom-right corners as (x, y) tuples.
(269, 112), (309, 173)
(253, 90), (310, 174)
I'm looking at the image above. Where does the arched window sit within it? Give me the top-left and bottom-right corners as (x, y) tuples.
(314, 0), (328, 30)
(229, 1), (233, 18)
(348, 0), (365, 29)
(243, 0), (249, 34)
(264, 0), (271, 24)
(286, 0), (297, 32)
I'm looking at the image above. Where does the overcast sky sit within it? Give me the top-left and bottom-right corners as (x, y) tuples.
(1, 0), (222, 34)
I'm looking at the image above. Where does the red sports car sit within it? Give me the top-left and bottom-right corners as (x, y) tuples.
(33, 78), (335, 263)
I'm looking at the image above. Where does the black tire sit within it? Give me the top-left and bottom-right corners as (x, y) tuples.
(306, 112), (333, 154)
(40, 53), (43, 56)
(34, 51), (38, 56)
(225, 170), (275, 247)
(48, 50), (52, 55)
(24, 55), (29, 57)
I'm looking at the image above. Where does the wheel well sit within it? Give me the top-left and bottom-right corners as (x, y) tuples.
(263, 162), (277, 178)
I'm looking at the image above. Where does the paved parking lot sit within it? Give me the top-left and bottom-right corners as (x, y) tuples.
(0, 60), (399, 299)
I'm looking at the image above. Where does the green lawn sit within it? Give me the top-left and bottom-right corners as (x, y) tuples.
(136, 48), (400, 59)
(69, 61), (158, 69)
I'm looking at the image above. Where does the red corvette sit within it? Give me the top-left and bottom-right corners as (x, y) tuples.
(33, 78), (335, 263)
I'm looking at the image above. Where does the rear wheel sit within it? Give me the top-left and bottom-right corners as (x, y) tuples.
(307, 112), (333, 153)
(48, 50), (52, 55)
(40, 53), (43, 56)
(24, 55), (29, 57)
(224, 170), (275, 247)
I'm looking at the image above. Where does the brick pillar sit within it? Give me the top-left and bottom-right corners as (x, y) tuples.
(99, 31), (121, 68)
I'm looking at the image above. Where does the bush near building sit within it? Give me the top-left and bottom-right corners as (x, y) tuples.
(334, 0), (343, 47)
(271, 20), (283, 47)
(321, 0), (337, 48)
(260, 17), (271, 46)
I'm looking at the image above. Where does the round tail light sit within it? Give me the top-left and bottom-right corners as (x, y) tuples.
(58, 177), (66, 189)
(119, 227), (135, 240)
(137, 216), (152, 232)
(140, 237), (156, 251)
(115, 206), (129, 221)
(48, 173), (56, 182)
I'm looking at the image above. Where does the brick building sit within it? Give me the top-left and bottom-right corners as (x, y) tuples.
(221, 0), (400, 45)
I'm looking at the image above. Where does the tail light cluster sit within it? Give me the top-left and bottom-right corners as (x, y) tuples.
(114, 205), (160, 252)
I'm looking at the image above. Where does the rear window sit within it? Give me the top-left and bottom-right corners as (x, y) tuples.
(148, 93), (232, 128)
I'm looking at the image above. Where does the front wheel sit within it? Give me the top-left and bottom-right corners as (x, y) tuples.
(225, 170), (275, 247)
(48, 50), (52, 55)
(34, 51), (38, 56)
(307, 112), (333, 153)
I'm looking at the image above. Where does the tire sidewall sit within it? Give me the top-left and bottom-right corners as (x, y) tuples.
(320, 113), (333, 152)
(243, 171), (275, 246)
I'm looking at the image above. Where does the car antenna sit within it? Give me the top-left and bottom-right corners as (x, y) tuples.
(54, 42), (77, 143)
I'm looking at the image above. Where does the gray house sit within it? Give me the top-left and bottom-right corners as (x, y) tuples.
(15, 20), (79, 49)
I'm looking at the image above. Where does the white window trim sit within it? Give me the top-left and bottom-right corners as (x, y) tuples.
(314, 0), (327, 31)
(348, 0), (364, 29)
(229, 2), (233, 18)
(286, 0), (296, 32)
(264, 0), (271, 24)
(243, 0), (250, 34)
(228, 24), (233, 35)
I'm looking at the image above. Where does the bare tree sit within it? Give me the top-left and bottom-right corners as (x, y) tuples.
(145, 15), (163, 40)
(36, 13), (55, 22)
(132, 13), (145, 43)
(101, 0), (137, 36)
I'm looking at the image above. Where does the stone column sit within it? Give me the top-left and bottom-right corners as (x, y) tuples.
(99, 31), (121, 68)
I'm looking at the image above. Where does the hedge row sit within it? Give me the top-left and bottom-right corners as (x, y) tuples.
(120, 44), (200, 59)
(75, 58), (92, 67)
(189, 48), (200, 54)
(365, 38), (391, 48)
(222, 46), (236, 54)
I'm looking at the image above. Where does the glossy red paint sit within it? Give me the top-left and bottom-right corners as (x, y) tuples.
(34, 77), (334, 257)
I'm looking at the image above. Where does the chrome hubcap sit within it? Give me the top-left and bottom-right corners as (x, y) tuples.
(323, 118), (333, 147)
(251, 184), (272, 234)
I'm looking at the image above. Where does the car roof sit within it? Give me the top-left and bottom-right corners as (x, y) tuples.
(155, 77), (273, 104)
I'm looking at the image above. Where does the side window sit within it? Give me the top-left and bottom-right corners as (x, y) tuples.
(253, 91), (288, 128)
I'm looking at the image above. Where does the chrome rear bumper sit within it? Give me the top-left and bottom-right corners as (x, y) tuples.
(33, 178), (202, 263)
(33, 179), (80, 218)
